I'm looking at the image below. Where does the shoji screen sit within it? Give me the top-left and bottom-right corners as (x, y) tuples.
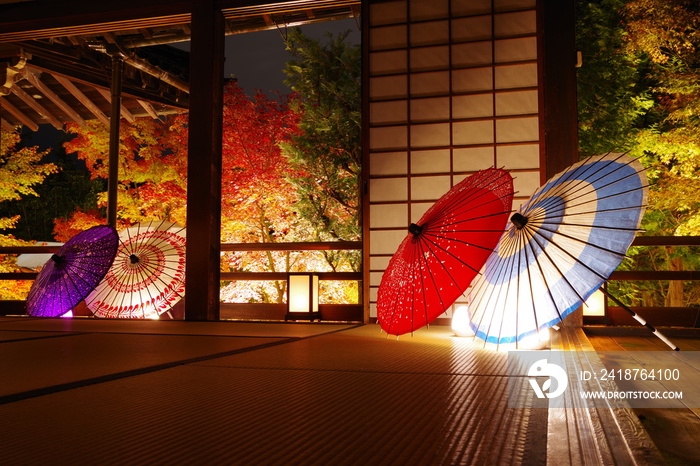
(366, 0), (541, 322)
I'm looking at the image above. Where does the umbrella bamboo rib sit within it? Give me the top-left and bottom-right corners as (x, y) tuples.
(436, 188), (514, 225)
(421, 234), (502, 254)
(434, 208), (516, 231)
(523, 226), (565, 324)
(430, 172), (513, 222)
(420, 235), (473, 296)
(535, 224), (632, 257)
(529, 228), (588, 313)
(469, 232), (517, 342)
(534, 187), (648, 219)
(530, 157), (646, 214)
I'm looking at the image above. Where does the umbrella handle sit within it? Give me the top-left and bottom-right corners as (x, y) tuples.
(601, 288), (680, 351)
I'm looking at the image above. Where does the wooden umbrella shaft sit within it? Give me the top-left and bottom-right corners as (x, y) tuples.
(601, 288), (679, 351)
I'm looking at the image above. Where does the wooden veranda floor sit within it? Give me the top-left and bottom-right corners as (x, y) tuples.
(585, 330), (700, 465)
(0, 317), (675, 465)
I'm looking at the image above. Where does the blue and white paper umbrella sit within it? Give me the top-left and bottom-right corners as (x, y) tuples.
(467, 153), (647, 346)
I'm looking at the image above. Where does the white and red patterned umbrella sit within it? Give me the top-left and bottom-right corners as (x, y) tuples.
(86, 220), (186, 319)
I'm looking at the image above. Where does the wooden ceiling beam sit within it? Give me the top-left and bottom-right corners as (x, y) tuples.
(137, 99), (159, 119)
(0, 96), (40, 131)
(51, 72), (109, 126)
(11, 84), (63, 129)
(23, 69), (87, 126)
(96, 87), (135, 123)
(1, 118), (16, 132)
(138, 28), (154, 39)
(103, 31), (118, 44)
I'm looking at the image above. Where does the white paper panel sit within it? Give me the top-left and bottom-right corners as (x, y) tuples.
(453, 146), (495, 171)
(370, 0), (407, 26)
(410, 97), (450, 122)
(451, 15), (492, 42)
(369, 229), (407, 255)
(411, 149), (451, 174)
(370, 49), (408, 75)
(512, 170), (541, 198)
(452, 67), (493, 93)
(369, 152), (408, 176)
(410, 46), (450, 71)
(370, 203), (409, 229)
(495, 90), (538, 116)
(410, 202), (434, 223)
(494, 63), (538, 89)
(370, 25), (407, 51)
(494, 10), (537, 37)
(453, 120), (494, 145)
(370, 100), (408, 124)
(370, 271), (386, 287)
(410, 0), (449, 20)
(452, 0), (492, 16)
(495, 116), (539, 143)
(410, 71), (451, 96)
(452, 93), (493, 119)
(494, 0), (536, 12)
(369, 126), (408, 150)
(494, 37), (537, 63)
(497, 144), (540, 169)
(410, 122), (450, 148)
(370, 75), (408, 99)
(452, 41), (492, 67)
(411, 175), (451, 200)
(410, 21), (449, 46)
(369, 178), (408, 202)
(369, 256), (391, 271)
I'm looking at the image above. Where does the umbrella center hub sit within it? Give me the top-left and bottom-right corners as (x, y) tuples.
(50, 254), (66, 265)
(129, 254), (140, 264)
(408, 223), (423, 237)
(510, 213), (529, 229)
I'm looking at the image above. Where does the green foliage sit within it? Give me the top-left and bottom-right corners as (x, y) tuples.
(577, 0), (700, 307)
(576, 0), (656, 156)
(282, 28), (361, 247)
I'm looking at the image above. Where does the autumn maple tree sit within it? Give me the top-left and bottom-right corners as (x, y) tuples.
(0, 130), (56, 299)
(59, 113), (188, 237)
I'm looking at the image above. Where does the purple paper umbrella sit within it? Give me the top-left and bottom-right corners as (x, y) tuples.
(26, 225), (119, 317)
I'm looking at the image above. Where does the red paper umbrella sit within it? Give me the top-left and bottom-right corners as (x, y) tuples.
(376, 168), (514, 336)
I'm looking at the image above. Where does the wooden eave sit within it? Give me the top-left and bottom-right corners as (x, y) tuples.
(0, 0), (359, 131)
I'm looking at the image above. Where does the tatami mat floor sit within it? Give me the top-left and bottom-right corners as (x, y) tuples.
(0, 317), (545, 465)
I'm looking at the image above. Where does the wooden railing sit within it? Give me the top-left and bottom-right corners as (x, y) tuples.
(601, 236), (700, 328)
(0, 241), (364, 321)
(4, 237), (697, 325)
(219, 241), (363, 321)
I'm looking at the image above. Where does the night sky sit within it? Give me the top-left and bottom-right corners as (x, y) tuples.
(177, 18), (360, 95)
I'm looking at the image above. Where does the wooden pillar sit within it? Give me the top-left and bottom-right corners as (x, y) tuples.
(538, 0), (582, 326)
(185, 0), (224, 320)
(537, 0), (578, 182)
(107, 54), (122, 228)
(360, 0), (370, 324)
